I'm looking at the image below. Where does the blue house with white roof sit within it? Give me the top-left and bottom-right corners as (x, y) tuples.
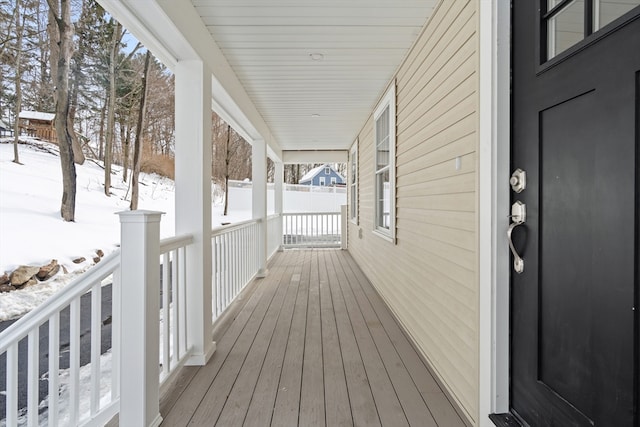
(299, 164), (345, 186)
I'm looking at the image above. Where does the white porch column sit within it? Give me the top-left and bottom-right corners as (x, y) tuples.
(174, 60), (215, 366)
(274, 161), (284, 251)
(118, 210), (163, 427)
(252, 138), (268, 276)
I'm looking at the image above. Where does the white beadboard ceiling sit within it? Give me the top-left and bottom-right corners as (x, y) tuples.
(191, 0), (438, 151)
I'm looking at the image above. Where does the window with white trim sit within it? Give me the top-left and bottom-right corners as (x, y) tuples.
(331, 177), (337, 185)
(373, 83), (395, 240)
(350, 141), (358, 224)
(319, 176), (326, 186)
(324, 167), (330, 175)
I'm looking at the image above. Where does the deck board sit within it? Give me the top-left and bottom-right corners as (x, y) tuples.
(325, 250), (381, 427)
(242, 251), (303, 427)
(333, 251), (437, 427)
(318, 251), (352, 427)
(299, 249), (326, 427)
(339, 252), (466, 427)
(270, 250), (310, 426)
(161, 249), (465, 427)
(330, 251), (410, 427)
(214, 255), (298, 427)
(187, 253), (291, 425)
(161, 251), (287, 426)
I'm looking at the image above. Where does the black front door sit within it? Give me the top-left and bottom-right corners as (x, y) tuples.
(511, 2), (640, 426)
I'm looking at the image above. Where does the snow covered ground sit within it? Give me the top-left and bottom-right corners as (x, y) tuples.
(0, 138), (250, 321)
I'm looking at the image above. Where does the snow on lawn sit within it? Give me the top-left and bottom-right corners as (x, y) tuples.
(0, 138), (249, 321)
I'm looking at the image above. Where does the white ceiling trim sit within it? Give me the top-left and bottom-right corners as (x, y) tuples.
(282, 150), (348, 164)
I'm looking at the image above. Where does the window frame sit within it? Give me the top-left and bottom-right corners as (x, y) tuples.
(324, 166), (331, 175)
(373, 82), (396, 242)
(319, 176), (326, 186)
(350, 140), (358, 224)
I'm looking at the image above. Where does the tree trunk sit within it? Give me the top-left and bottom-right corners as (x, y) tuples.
(223, 124), (231, 216)
(68, 63), (84, 164)
(98, 91), (106, 160)
(104, 20), (120, 196)
(12, 0), (22, 165)
(47, 0), (77, 222)
(130, 51), (151, 210)
(67, 107), (85, 164)
(121, 122), (128, 182)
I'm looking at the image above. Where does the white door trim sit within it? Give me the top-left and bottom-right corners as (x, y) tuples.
(478, 0), (511, 423)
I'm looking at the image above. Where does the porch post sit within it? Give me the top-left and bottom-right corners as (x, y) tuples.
(274, 160), (284, 251)
(341, 204), (348, 250)
(118, 210), (163, 427)
(174, 60), (215, 366)
(252, 138), (268, 276)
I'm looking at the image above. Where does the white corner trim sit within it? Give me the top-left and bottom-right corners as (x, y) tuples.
(350, 139), (359, 225)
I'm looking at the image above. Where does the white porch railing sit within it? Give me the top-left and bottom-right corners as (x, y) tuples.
(0, 209), (344, 426)
(0, 252), (121, 427)
(158, 235), (193, 392)
(211, 219), (261, 320)
(0, 214), (193, 427)
(282, 212), (342, 248)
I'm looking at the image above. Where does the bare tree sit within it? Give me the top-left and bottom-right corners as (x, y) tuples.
(103, 21), (141, 195)
(46, 0), (76, 221)
(12, 0), (22, 164)
(223, 124), (230, 215)
(103, 18), (119, 196)
(130, 50), (150, 210)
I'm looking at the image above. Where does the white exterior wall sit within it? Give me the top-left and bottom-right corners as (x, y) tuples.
(348, 0), (480, 424)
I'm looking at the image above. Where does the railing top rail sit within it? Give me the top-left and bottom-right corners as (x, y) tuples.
(267, 213), (281, 220)
(0, 250), (120, 354)
(211, 218), (262, 236)
(282, 211), (341, 215)
(160, 234), (194, 253)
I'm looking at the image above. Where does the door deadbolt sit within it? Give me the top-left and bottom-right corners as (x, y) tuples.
(510, 168), (526, 193)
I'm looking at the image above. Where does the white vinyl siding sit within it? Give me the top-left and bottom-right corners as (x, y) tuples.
(350, 141), (358, 224)
(347, 0), (479, 424)
(373, 84), (396, 240)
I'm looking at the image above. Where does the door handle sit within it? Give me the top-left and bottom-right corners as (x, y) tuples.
(508, 201), (525, 274)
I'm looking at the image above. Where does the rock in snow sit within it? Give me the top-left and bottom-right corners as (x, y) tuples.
(37, 259), (60, 280)
(10, 265), (40, 286)
(0, 284), (15, 293)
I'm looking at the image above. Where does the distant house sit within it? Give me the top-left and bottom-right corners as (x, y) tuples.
(0, 119), (12, 137)
(18, 111), (56, 142)
(299, 164), (345, 186)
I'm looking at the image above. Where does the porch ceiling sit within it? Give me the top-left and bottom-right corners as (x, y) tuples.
(191, 0), (437, 151)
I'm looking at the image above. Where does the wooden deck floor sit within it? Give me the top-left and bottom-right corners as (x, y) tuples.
(160, 249), (466, 427)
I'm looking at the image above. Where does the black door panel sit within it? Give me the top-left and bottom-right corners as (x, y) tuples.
(511, 2), (639, 426)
